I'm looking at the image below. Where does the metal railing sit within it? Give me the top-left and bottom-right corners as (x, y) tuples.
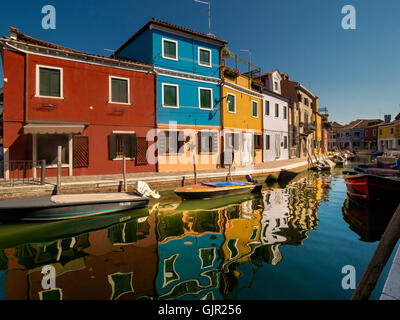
(1, 160), (46, 186)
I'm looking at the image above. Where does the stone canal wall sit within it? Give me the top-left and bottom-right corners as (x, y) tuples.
(0, 158), (309, 200)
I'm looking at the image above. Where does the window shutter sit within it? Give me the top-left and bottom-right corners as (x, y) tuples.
(136, 137), (148, 165)
(233, 133), (240, 151)
(211, 132), (218, 154)
(197, 132), (202, 154)
(73, 136), (89, 168)
(130, 134), (137, 158)
(108, 134), (117, 160)
(178, 131), (185, 154)
(158, 131), (167, 155)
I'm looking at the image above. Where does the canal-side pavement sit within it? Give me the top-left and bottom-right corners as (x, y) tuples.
(0, 158), (309, 199)
(380, 244), (400, 300)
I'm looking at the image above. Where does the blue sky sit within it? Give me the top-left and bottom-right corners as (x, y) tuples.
(1, 0), (399, 124)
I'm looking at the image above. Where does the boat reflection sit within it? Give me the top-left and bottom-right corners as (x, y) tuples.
(0, 209), (157, 300)
(342, 197), (392, 242)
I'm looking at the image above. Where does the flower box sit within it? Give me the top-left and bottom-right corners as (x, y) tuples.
(224, 67), (240, 79)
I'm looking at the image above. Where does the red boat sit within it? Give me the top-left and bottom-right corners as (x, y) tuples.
(344, 174), (400, 211)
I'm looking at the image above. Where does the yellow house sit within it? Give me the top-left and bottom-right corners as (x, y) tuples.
(377, 120), (400, 151)
(312, 97), (322, 155)
(222, 69), (263, 167)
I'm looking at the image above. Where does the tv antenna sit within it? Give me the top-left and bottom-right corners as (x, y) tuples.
(104, 48), (115, 58)
(194, 0), (211, 35)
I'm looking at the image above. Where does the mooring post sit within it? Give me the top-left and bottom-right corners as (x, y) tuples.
(181, 176), (185, 187)
(40, 159), (46, 185)
(351, 203), (400, 300)
(57, 146), (62, 195)
(123, 153), (127, 192)
(193, 154), (197, 184)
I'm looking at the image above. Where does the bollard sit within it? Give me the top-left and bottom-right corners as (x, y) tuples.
(41, 160), (46, 185)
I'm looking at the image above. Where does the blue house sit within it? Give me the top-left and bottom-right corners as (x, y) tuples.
(115, 19), (228, 171)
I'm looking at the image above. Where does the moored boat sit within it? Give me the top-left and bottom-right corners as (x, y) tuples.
(0, 192), (149, 222)
(344, 174), (400, 211)
(174, 176), (262, 200)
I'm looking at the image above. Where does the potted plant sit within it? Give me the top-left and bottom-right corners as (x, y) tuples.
(251, 78), (264, 91)
(223, 67), (240, 79)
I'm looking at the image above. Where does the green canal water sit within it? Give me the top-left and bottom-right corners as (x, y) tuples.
(0, 169), (397, 300)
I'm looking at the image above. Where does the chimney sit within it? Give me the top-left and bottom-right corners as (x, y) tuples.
(384, 114), (392, 123)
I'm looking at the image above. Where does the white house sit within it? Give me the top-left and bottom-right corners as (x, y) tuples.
(256, 70), (290, 162)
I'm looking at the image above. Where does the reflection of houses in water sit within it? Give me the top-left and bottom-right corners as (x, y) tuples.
(0, 213), (157, 300)
(285, 175), (320, 245)
(155, 208), (225, 300)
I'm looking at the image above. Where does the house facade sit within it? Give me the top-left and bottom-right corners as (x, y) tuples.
(378, 119), (400, 152)
(326, 122), (343, 151)
(221, 71), (263, 167)
(281, 73), (316, 159)
(256, 71), (289, 162)
(0, 27), (156, 178)
(336, 119), (381, 151)
(115, 19), (227, 172)
(364, 122), (384, 151)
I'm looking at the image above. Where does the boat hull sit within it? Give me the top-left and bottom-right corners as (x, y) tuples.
(175, 183), (262, 200)
(344, 174), (400, 211)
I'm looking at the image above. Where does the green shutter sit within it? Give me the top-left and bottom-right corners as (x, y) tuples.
(252, 102), (257, 117)
(112, 78), (128, 103)
(265, 135), (270, 150)
(164, 85), (177, 107)
(164, 40), (177, 59)
(130, 134), (137, 158)
(40, 68), (60, 97)
(109, 134), (117, 160)
(200, 89), (211, 109)
(265, 101), (270, 115)
(227, 95), (235, 112)
(199, 49), (210, 65)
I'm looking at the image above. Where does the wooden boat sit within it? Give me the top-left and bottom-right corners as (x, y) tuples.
(0, 192), (149, 222)
(174, 179), (262, 200)
(344, 174), (400, 211)
(331, 155), (345, 166)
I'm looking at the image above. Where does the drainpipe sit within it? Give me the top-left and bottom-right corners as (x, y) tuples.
(219, 48), (224, 168)
(154, 70), (159, 173)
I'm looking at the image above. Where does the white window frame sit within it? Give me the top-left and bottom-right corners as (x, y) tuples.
(227, 93), (236, 114)
(198, 47), (212, 67)
(162, 83), (180, 109)
(198, 87), (213, 110)
(251, 100), (259, 118)
(35, 64), (64, 99)
(162, 38), (178, 61)
(109, 76), (131, 105)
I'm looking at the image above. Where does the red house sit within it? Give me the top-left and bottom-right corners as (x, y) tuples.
(0, 27), (156, 178)
(364, 121), (384, 151)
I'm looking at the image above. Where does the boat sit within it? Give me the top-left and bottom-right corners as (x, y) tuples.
(344, 173), (400, 212)
(174, 175), (262, 200)
(0, 192), (149, 222)
(330, 154), (345, 166)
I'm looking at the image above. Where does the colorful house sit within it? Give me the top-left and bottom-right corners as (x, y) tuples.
(221, 69), (263, 166)
(255, 70), (290, 162)
(364, 121), (384, 151)
(0, 27), (156, 178)
(313, 112), (322, 155)
(280, 73), (316, 159)
(115, 19), (228, 172)
(337, 119), (381, 151)
(378, 118), (400, 152)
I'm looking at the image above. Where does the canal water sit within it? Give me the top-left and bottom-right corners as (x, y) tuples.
(0, 169), (397, 300)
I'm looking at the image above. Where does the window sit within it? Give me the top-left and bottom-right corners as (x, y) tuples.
(108, 133), (137, 159)
(227, 94), (236, 113)
(158, 130), (185, 155)
(252, 101), (258, 118)
(365, 131), (369, 137)
(283, 106), (287, 119)
(198, 47), (211, 67)
(391, 128), (394, 134)
(264, 100), (270, 115)
(254, 134), (262, 150)
(275, 103), (279, 118)
(110, 76), (129, 104)
(304, 98), (309, 106)
(36, 65), (62, 98)
(354, 132), (360, 137)
(197, 131), (218, 154)
(199, 87), (213, 110)
(265, 135), (270, 150)
(274, 82), (278, 91)
(162, 38), (178, 60)
(373, 129), (377, 136)
(162, 83), (179, 108)
(37, 134), (69, 165)
(225, 132), (240, 151)
(380, 129), (382, 135)
(284, 136), (288, 149)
